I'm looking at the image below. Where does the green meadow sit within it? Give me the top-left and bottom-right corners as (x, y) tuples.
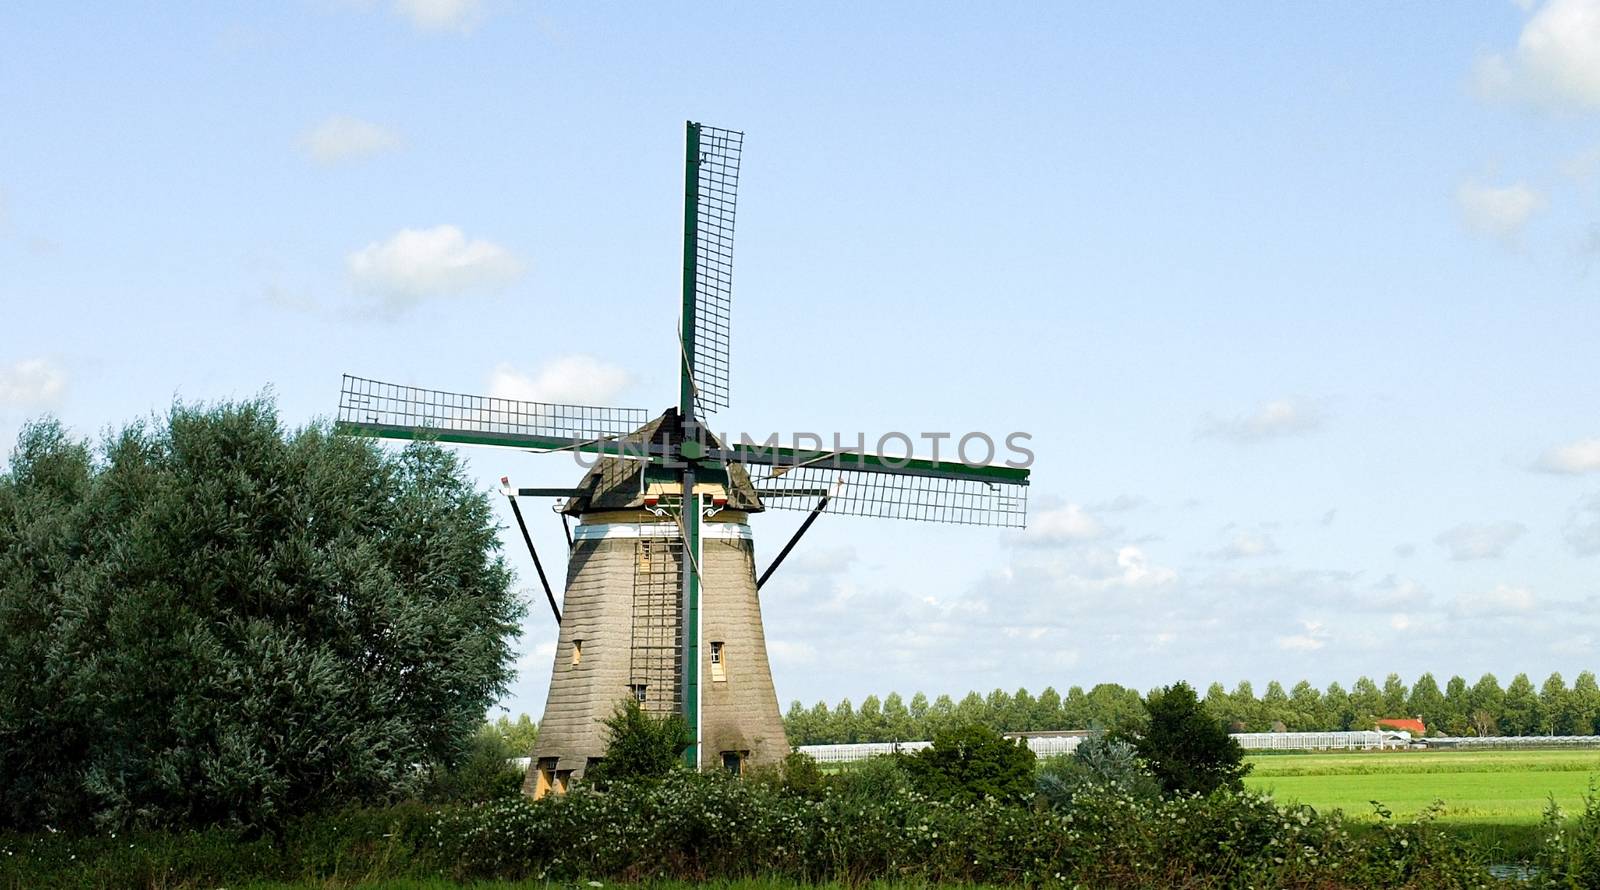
(1245, 748), (1600, 824)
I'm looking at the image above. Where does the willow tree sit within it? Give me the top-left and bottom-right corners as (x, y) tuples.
(0, 400), (521, 830)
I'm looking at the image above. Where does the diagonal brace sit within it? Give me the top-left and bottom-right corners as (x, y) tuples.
(756, 490), (833, 590)
(503, 478), (561, 625)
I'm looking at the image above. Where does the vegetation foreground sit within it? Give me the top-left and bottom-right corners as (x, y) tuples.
(11, 692), (1600, 890)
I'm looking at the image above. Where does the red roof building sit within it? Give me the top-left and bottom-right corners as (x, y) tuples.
(1376, 717), (1425, 735)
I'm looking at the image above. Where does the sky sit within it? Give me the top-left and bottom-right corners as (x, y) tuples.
(3, 2), (1599, 721)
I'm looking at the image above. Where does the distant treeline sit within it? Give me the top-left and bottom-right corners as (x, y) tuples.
(783, 671), (1600, 744)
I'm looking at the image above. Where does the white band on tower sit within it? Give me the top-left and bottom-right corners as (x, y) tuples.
(572, 521), (753, 542)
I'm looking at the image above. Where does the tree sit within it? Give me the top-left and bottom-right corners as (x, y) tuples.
(858, 694), (886, 742)
(1501, 674), (1539, 736)
(926, 694), (956, 737)
(584, 699), (689, 788)
(955, 691), (989, 726)
(1380, 673), (1409, 716)
(1538, 673), (1570, 736)
(1086, 683), (1145, 731)
(1350, 676), (1382, 727)
(828, 698), (857, 743)
(1062, 686), (1089, 728)
(899, 722), (1036, 805)
(1261, 681), (1291, 730)
(0, 404), (521, 831)
(1443, 675), (1472, 736)
(1470, 674), (1504, 736)
(1573, 672), (1600, 735)
(1119, 682), (1249, 797)
(807, 701), (832, 743)
(1324, 682), (1354, 731)
(909, 691), (930, 722)
(1203, 682), (1231, 725)
(1407, 673), (1446, 733)
(1227, 681), (1259, 731)
(882, 692), (913, 741)
(1289, 681), (1324, 731)
(985, 688), (1013, 730)
(494, 713), (539, 756)
(1035, 686), (1063, 731)
(1010, 687), (1037, 732)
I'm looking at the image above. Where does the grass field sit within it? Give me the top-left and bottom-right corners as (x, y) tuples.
(1244, 748), (1600, 824)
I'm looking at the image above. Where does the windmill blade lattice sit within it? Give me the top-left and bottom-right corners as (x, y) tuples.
(747, 463), (1029, 528)
(686, 125), (741, 415)
(337, 375), (650, 450)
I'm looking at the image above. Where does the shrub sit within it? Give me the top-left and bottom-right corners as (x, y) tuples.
(2, 777), (1497, 889)
(899, 722), (1036, 805)
(581, 699), (690, 789)
(1536, 782), (1600, 888)
(1036, 735), (1161, 809)
(419, 723), (525, 803)
(1118, 681), (1250, 797)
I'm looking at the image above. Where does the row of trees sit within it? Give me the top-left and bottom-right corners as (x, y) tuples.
(783, 671), (1600, 744)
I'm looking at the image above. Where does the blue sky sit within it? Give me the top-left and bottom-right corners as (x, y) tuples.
(3, 2), (1599, 721)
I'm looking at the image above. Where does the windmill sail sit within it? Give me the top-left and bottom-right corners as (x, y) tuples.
(739, 447), (1029, 528)
(683, 124), (741, 416)
(336, 375), (650, 451)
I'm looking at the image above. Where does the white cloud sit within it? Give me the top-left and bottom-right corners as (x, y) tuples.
(488, 356), (631, 407)
(1022, 503), (1105, 545)
(1456, 180), (1545, 241)
(1277, 621), (1327, 652)
(0, 358), (66, 407)
(347, 225), (523, 309)
(1453, 583), (1536, 616)
(1197, 398), (1326, 443)
(766, 639), (817, 665)
(781, 546), (859, 576)
(1567, 493), (1600, 556)
(1209, 530), (1280, 560)
(393, 0), (485, 32)
(1435, 520), (1527, 560)
(1534, 437), (1600, 474)
(1357, 574), (1430, 611)
(298, 115), (401, 165)
(1475, 0), (1600, 111)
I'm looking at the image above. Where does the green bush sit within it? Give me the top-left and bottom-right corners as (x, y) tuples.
(420, 724), (526, 803)
(899, 722), (1036, 805)
(1, 775), (1497, 889)
(1036, 735), (1161, 810)
(581, 698), (691, 789)
(1536, 782), (1600, 887)
(1117, 681), (1250, 797)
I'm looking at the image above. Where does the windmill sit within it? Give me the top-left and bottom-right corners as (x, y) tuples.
(335, 122), (1030, 794)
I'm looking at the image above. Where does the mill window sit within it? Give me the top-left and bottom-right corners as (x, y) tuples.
(630, 683), (647, 703)
(571, 640), (583, 665)
(710, 641), (726, 682)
